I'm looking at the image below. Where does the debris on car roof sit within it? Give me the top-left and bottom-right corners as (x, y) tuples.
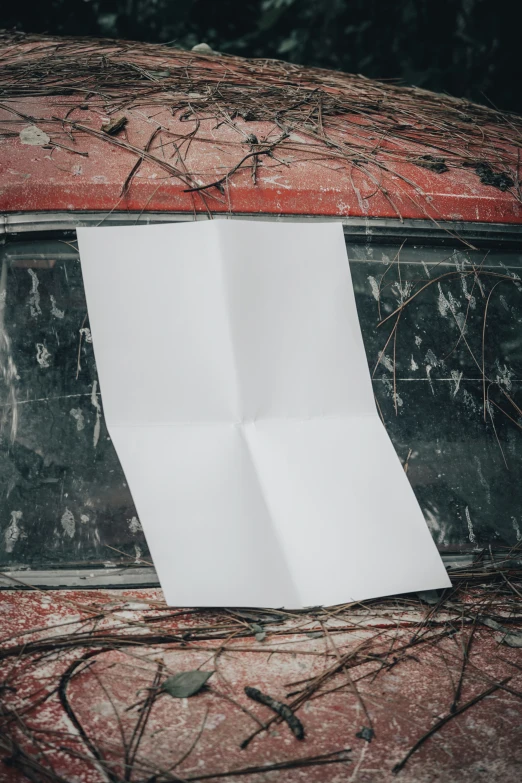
(0, 31), (521, 221)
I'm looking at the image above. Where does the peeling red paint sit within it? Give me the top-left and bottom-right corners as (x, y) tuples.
(1, 588), (521, 783)
(1, 101), (521, 224)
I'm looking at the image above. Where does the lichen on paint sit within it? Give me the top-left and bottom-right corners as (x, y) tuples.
(450, 369), (463, 397)
(91, 380), (101, 448)
(498, 259), (521, 283)
(261, 173), (292, 189)
(511, 517), (522, 542)
(437, 283), (451, 318)
(49, 294), (65, 319)
(465, 506), (476, 544)
(19, 124), (50, 146)
(421, 260), (431, 279)
(70, 408), (85, 431)
(410, 355), (418, 371)
(378, 351), (394, 372)
(453, 251), (476, 309)
(425, 365), (435, 395)
(424, 506), (449, 547)
(494, 360), (513, 391)
(474, 456), (491, 506)
(425, 348), (439, 367)
(4, 510), (23, 553)
(61, 508), (75, 538)
(27, 269), (42, 318)
(391, 280), (413, 304)
(36, 343), (51, 368)
(499, 294), (510, 312)
(381, 375), (403, 407)
(367, 275), (380, 301)
(462, 389), (478, 413)
(128, 516), (142, 533)
(437, 283), (465, 330)
(0, 261), (19, 443)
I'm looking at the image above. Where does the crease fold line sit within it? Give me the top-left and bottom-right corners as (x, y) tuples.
(215, 220), (243, 422)
(239, 421), (303, 608)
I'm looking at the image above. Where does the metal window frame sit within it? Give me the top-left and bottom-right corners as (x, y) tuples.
(0, 553), (498, 591)
(1, 211), (521, 590)
(2, 211), (522, 248)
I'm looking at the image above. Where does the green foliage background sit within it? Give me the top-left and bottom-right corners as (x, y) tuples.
(3, 0), (522, 114)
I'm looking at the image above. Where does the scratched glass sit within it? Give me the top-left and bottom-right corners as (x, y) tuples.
(0, 233), (521, 570)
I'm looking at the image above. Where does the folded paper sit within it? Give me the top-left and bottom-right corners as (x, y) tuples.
(77, 219), (450, 607)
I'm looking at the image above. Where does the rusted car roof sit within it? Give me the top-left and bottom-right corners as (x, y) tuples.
(1, 31), (521, 223)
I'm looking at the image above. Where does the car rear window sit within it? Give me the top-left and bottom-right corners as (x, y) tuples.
(0, 227), (521, 571)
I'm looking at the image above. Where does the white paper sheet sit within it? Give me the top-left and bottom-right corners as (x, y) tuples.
(77, 219), (451, 607)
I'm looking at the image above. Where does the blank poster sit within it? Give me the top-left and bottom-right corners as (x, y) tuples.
(77, 219), (450, 607)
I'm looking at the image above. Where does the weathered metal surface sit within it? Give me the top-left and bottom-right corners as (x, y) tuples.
(1, 100), (521, 225)
(1, 227), (521, 570)
(1, 587), (521, 783)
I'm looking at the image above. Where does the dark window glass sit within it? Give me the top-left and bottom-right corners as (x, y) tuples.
(0, 230), (521, 569)
(350, 240), (522, 551)
(0, 238), (148, 569)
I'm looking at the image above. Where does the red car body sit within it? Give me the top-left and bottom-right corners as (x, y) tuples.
(1, 34), (521, 783)
(1, 34), (521, 225)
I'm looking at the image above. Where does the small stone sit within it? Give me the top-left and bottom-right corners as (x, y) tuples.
(191, 43), (214, 54)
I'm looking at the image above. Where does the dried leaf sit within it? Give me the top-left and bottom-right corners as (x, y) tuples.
(415, 154), (449, 174)
(480, 616), (507, 632)
(250, 623), (266, 642)
(230, 609), (284, 624)
(416, 590), (440, 605)
(356, 726), (375, 742)
(101, 116), (128, 135)
(473, 162), (514, 191)
(19, 125), (50, 146)
(499, 631), (522, 648)
(162, 670), (214, 698)
(479, 616), (522, 646)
